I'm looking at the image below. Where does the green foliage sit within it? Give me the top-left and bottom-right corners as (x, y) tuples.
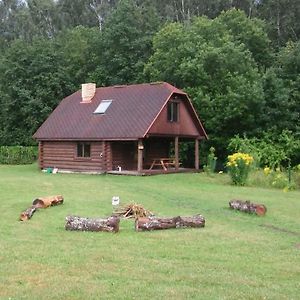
(217, 9), (271, 67)
(226, 152), (254, 186)
(255, 0), (300, 47)
(90, 0), (160, 85)
(229, 130), (300, 169)
(56, 26), (101, 87)
(0, 146), (38, 164)
(145, 11), (265, 158)
(204, 147), (217, 174)
(0, 37), (74, 145)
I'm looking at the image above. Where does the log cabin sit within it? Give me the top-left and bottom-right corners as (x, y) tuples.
(33, 82), (208, 174)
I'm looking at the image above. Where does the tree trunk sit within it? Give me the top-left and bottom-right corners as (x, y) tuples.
(20, 206), (37, 221)
(32, 195), (64, 208)
(229, 200), (267, 216)
(65, 215), (120, 233)
(135, 214), (205, 231)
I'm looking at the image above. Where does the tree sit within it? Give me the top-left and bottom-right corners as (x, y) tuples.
(90, 0), (160, 85)
(0, 38), (74, 145)
(56, 26), (101, 88)
(255, 0), (300, 47)
(0, 0), (36, 44)
(145, 13), (265, 158)
(217, 9), (271, 67)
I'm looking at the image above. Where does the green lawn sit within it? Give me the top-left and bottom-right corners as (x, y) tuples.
(0, 164), (299, 300)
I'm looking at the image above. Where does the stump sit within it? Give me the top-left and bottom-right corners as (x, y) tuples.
(229, 199), (267, 216)
(19, 206), (37, 221)
(32, 195), (64, 208)
(135, 214), (205, 231)
(65, 215), (120, 233)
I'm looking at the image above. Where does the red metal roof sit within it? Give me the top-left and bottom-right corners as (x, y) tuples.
(33, 82), (207, 141)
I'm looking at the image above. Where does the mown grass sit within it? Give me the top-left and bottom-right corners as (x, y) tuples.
(0, 164), (299, 300)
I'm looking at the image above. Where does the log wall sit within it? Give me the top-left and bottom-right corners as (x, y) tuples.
(40, 141), (105, 172)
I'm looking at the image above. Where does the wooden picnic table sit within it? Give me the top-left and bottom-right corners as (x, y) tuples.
(149, 158), (178, 171)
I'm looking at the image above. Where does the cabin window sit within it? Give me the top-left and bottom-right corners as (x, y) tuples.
(167, 102), (179, 122)
(77, 143), (91, 158)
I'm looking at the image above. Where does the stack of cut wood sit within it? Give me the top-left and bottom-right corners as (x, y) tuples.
(19, 195), (64, 221)
(65, 215), (120, 233)
(113, 203), (153, 219)
(229, 199), (267, 216)
(135, 214), (205, 231)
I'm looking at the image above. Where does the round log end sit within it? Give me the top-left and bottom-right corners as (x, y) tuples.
(255, 205), (267, 216)
(19, 213), (28, 221)
(107, 216), (120, 233)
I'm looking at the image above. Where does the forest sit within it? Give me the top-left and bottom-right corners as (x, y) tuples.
(0, 0), (299, 167)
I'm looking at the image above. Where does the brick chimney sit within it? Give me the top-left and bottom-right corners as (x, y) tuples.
(81, 83), (96, 103)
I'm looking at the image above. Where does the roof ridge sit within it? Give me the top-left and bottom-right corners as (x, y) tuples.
(95, 81), (170, 90)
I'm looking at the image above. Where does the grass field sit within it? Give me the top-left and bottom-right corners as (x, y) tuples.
(0, 164), (299, 300)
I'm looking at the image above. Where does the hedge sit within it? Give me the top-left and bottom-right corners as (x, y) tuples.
(0, 146), (38, 164)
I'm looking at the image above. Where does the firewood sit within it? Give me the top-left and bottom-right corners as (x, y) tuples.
(135, 214), (205, 231)
(32, 195), (64, 208)
(229, 199), (267, 216)
(20, 205), (37, 221)
(113, 203), (153, 219)
(65, 215), (120, 233)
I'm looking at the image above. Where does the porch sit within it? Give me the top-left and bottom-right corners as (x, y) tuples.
(109, 136), (202, 175)
(107, 167), (199, 176)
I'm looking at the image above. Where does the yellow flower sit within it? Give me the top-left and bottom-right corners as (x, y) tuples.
(263, 167), (271, 176)
(227, 152), (254, 167)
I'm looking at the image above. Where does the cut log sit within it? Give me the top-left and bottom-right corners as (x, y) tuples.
(32, 195), (64, 208)
(65, 215), (120, 233)
(20, 205), (37, 221)
(135, 214), (205, 231)
(229, 199), (267, 216)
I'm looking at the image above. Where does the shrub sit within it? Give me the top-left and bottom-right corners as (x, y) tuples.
(0, 146), (38, 164)
(228, 130), (300, 169)
(204, 147), (217, 174)
(226, 152), (254, 185)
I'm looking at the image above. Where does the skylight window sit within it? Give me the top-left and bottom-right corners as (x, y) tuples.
(94, 100), (112, 114)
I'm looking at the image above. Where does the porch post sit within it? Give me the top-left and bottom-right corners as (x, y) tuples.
(195, 139), (199, 170)
(137, 139), (144, 173)
(175, 136), (179, 170)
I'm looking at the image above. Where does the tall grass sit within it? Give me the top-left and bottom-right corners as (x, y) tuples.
(0, 146), (38, 164)
(0, 164), (299, 299)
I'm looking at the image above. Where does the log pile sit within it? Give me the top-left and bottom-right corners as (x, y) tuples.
(65, 215), (120, 233)
(229, 199), (267, 216)
(135, 214), (205, 231)
(19, 195), (64, 221)
(113, 203), (153, 219)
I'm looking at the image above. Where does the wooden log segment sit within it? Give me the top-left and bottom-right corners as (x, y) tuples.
(32, 195), (64, 208)
(229, 199), (267, 216)
(65, 215), (120, 233)
(19, 195), (64, 221)
(20, 205), (37, 221)
(135, 214), (205, 231)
